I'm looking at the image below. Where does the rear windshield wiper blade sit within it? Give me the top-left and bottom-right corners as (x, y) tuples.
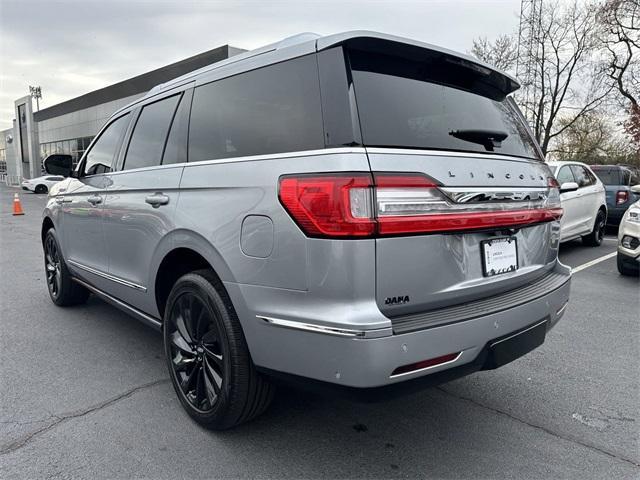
(449, 129), (508, 151)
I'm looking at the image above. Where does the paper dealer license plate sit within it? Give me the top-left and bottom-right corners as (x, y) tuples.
(481, 237), (518, 277)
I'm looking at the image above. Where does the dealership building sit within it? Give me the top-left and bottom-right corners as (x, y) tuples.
(0, 44), (244, 183)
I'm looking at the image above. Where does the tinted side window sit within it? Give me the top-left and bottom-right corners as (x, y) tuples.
(621, 168), (631, 186)
(556, 166), (575, 184)
(584, 168), (598, 185)
(189, 55), (324, 162)
(162, 90), (192, 165)
(123, 95), (181, 171)
(570, 165), (590, 188)
(592, 168), (620, 185)
(85, 114), (130, 175)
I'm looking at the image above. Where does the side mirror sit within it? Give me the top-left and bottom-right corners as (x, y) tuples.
(631, 184), (640, 194)
(43, 154), (73, 177)
(560, 181), (579, 193)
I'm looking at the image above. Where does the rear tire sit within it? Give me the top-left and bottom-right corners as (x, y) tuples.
(582, 210), (606, 247)
(43, 228), (90, 306)
(35, 184), (48, 194)
(617, 254), (639, 276)
(163, 269), (274, 430)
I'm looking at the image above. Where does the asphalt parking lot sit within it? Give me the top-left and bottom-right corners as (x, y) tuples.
(1, 184), (638, 479)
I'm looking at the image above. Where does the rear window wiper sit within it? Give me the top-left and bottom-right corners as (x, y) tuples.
(449, 129), (508, 151)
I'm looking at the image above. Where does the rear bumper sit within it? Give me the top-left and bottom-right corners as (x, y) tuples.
(227, 263), (571, 389)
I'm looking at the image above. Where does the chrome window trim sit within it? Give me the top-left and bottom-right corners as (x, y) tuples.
(68, 260), (147, 292)
(184, 147), (367, 168)
(365, 147), (541, 163)
(257, 315), (392, 339)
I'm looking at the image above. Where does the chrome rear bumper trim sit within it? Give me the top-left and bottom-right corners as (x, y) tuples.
(257, 315), (392, 339)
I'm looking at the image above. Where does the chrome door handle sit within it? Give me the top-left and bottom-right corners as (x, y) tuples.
(145, 193), (169, 208)
(87, 195), (102, 206)
(55, 196), (72, 204)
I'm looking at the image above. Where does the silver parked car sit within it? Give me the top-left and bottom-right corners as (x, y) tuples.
(42, 32), (571, 430)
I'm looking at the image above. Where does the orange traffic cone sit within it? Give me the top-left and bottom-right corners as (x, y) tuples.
(12, 193), (25, 216)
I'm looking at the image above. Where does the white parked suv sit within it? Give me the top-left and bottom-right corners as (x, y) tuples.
(548, 161), (607, 246)
(617, 196), (640, 276)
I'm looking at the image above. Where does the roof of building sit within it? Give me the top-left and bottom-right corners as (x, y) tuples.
(33, 44), (245, 123)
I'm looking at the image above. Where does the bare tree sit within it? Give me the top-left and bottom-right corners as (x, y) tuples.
(471, 2), (614, 157)
(552, 110), (637, 164)
(598, 0), (639, 108)
(597, 0), (639, 159)
(528, 1), (613, 156)
(470, 35), (518, 73)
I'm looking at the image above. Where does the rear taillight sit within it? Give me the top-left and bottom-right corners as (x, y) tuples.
(616, 190), (629, 205)
(278, 173), (564, 238)
(278, 174), (375, 237)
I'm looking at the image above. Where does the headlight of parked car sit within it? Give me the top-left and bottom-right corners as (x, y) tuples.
(626, 209), (640, 224)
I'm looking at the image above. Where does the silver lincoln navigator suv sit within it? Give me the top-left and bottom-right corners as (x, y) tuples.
(42, 32), (571, 430)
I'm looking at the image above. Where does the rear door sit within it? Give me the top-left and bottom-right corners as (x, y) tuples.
(569, 165), (598, 234)
(556, 165), (581, 238)
(345, 42), (561, 316)
(102, 88), (191, 315)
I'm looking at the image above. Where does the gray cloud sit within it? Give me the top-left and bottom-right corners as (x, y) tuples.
(0, 0), (521, 129)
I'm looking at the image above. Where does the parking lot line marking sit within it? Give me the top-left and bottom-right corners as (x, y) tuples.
(572, 252), (617, 273)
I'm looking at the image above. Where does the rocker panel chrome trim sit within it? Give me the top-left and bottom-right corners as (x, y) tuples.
(67, 260), (147, 292)
(71, 277), (161, 331)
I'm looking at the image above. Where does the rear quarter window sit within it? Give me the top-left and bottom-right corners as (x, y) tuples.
(188, 55), (324, 162)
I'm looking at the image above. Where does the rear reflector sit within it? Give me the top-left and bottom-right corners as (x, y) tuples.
(278, 173), (563, 238)
(391, 352), (461, 376)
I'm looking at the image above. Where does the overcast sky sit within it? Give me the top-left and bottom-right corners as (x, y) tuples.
(0, 0), (522, 130)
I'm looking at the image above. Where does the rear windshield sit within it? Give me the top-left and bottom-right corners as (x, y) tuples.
(592, 168), (621, 186)
(348, 49), (539, 159)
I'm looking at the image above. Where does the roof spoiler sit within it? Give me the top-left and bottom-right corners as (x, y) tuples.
(317, 31), (520, 99)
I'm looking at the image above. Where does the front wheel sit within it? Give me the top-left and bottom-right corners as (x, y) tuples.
(43, 228), (90, 306)
(582, 210), (606, 247)
(163, 270), (274, 430)
(35, 184), (48, 194)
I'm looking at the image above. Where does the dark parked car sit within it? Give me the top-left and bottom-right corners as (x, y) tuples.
(590, 165), (640, 226)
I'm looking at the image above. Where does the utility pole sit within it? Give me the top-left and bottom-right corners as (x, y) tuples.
(29, 85), (42, 111)
(515, 0), (543, 127)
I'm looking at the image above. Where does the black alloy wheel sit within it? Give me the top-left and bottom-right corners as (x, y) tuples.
(166, 291), (225, 413)
(583, 210), (606, 246)
(35, 184), (48, 194)
(45, 234), (62, 299)
(163, 270), (274, 429)
(43, 229), (90, 306)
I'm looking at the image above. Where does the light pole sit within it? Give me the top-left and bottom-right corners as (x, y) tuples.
(29, 85), (42, 111)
